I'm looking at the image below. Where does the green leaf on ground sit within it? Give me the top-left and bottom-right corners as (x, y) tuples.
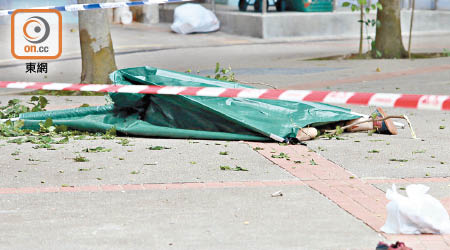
(368, 149), (380, 153)
(220, 165), (248, 171)
(32, 143), (53, 149)
(102, 127), (116, 139)
(117, 138), (133, 146)
(389, 159), (408, 162)
(220, 165), (231, 170)
(74, 155), (89, 162)
(309, 159), (318, 165)
(8, 138), (24, 144)
(82, 147), (111, 153)
(271, 152), (290, 160)
(74, 135), (87, 140)
(219, 151), (229, 155)
(148, 146), (171, 150)
(55, 137), (69, 144)
(234, 166), (248, 171)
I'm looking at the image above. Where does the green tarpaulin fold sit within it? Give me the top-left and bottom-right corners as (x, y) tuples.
(20, 66), (360, 141)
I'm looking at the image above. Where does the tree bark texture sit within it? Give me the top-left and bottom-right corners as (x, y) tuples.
(374, 0), (407, 58)
(78, 0), (117, 84)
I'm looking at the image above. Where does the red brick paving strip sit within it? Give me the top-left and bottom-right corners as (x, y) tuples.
(248, 142), (450, 249)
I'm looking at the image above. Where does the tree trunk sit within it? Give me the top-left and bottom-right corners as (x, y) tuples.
(78, 0), (117, 84)
(374, 0), (407, 58)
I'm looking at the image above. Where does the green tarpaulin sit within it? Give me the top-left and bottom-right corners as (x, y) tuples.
(20, 66), (360, 142)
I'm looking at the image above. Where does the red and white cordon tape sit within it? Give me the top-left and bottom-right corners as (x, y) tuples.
(1, 81), (449, 111)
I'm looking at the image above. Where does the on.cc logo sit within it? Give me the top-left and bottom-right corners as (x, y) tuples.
(23, 16), (51, 44)
(11, 9), (62, 60)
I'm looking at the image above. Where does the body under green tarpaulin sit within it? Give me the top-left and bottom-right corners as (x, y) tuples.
(19, 66), (360, 142)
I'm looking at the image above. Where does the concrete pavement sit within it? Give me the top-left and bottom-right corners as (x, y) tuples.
(1, 23), (450, 249)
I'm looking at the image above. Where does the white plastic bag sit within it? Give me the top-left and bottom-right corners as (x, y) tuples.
(113, 0), (133, 24)
(381, 184), (450, 234)
(171, 4), (220, 35)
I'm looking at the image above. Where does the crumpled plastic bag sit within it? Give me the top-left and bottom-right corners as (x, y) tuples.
(171, 3), (220, 34)
(381, 184), (450, 234)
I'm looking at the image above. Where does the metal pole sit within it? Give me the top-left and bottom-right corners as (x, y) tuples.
(433, 0), (438, 10)
(408, 0), (415, 59)
(211, 0), (216, 12)
(262, 0), (267, 14)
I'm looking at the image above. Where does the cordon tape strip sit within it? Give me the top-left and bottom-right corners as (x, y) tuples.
(0, 0), (190, 16)
(1, 81), (449, 111)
